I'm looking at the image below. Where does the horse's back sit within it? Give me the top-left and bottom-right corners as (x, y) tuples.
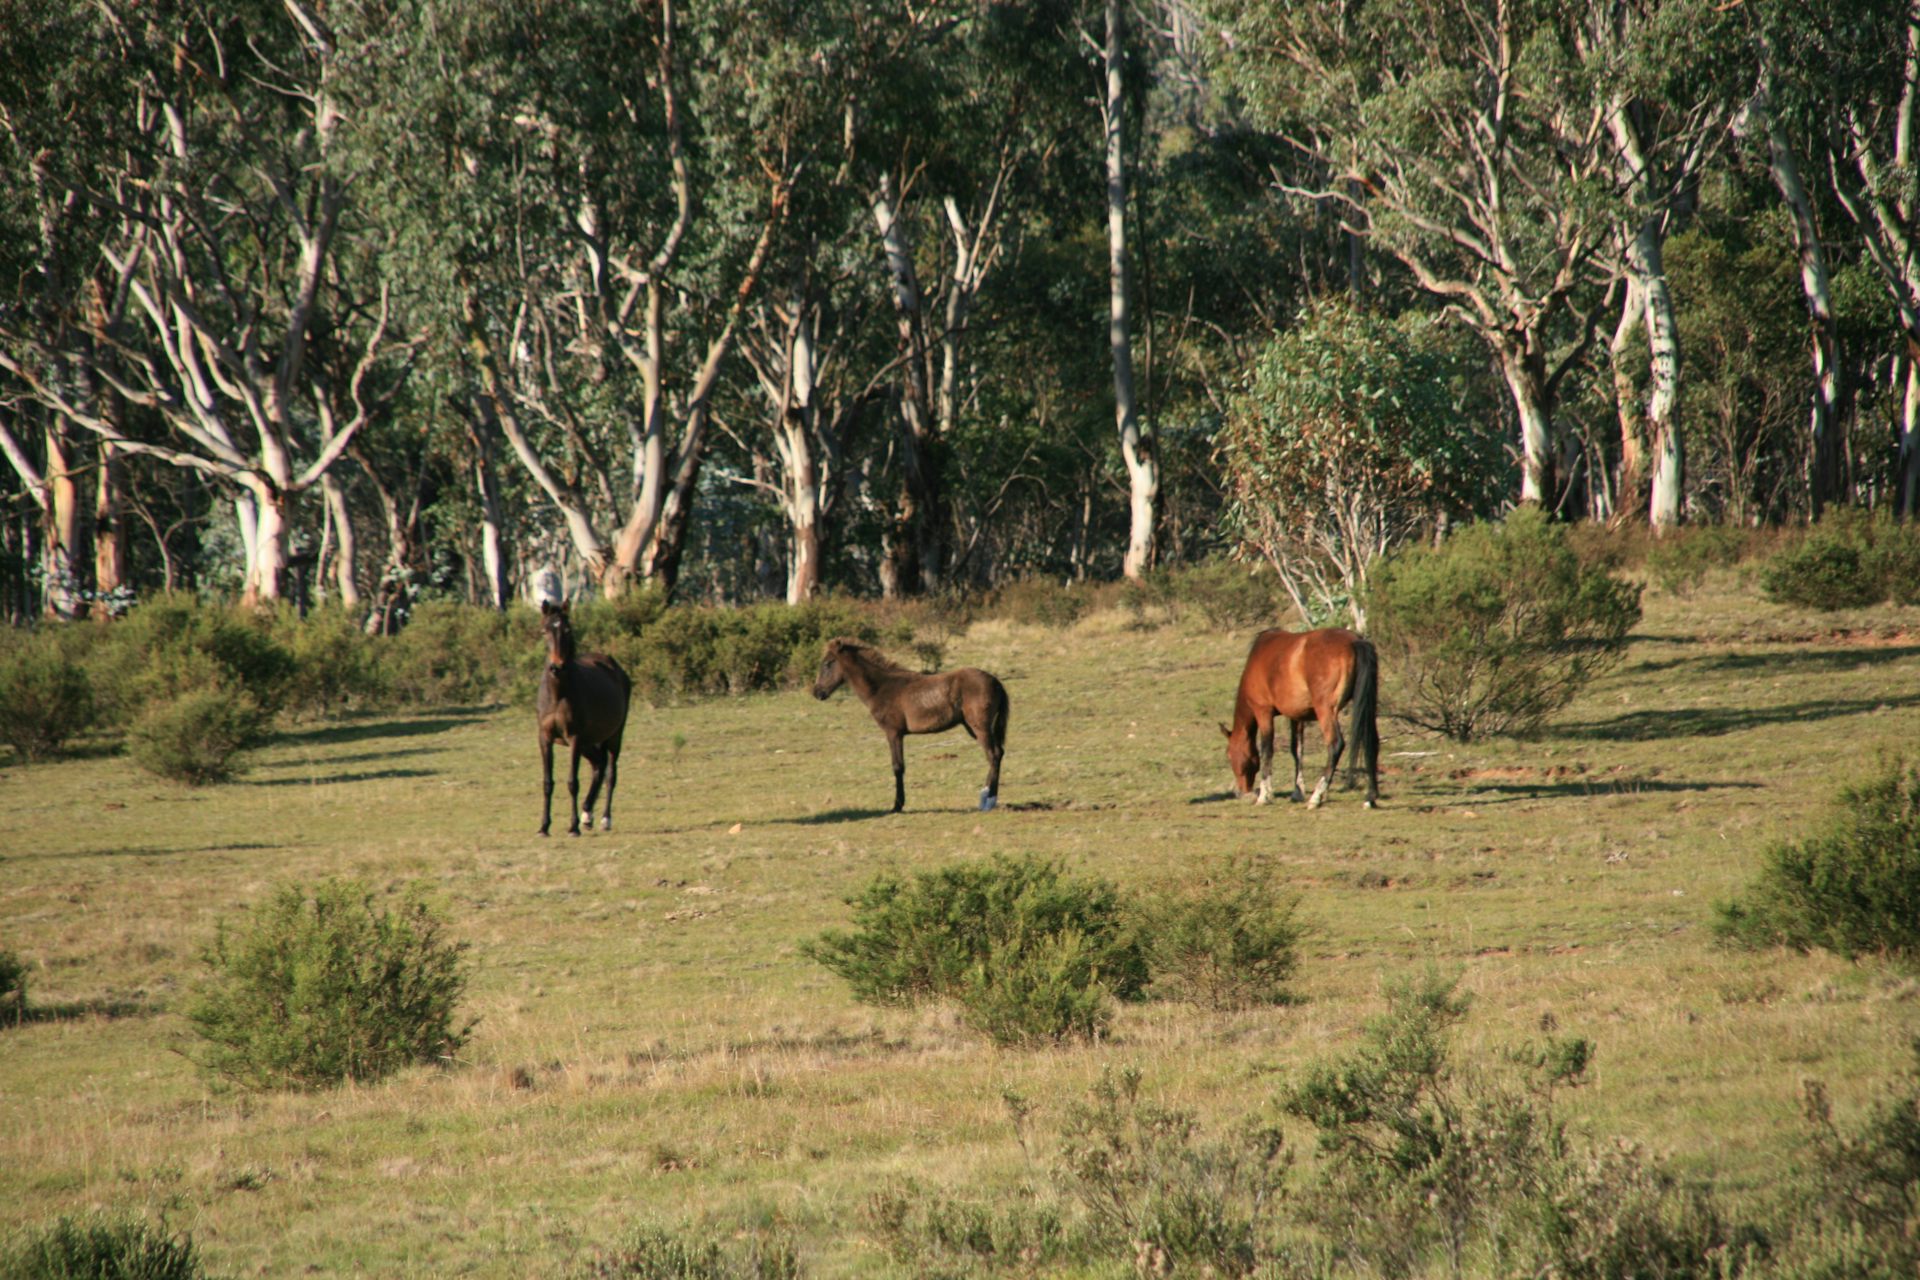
(1240, 626), (1361, 718)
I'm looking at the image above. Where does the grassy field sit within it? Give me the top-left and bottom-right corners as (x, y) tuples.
(3, 574), (1918, 1276)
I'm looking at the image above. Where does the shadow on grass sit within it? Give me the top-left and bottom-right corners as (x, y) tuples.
(277, 712), (488, 748)
(243, 767), (438, 788)
(255, 745), (445, 769)
(1632, 644), (1920, 677)
(6, 840), (279, 863)
(1557, 692), (1920, 741)
(1433, 778), (1764, 806)
(10, 997), (161, 1026)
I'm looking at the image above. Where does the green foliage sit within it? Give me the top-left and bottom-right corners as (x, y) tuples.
(0, 632), (96, 761)
(985, 578), (1094, 630)
(126, 687), (266, 785)
(0, 1215), (203, 1280)
(1713, 758), (1920, 962)
(1758, 510), (1920, 612)
(589, 597), (908, 703)
(265, 604), (388, 718)
(1218, 300), (1506, 625)
(185, 879), (472, 1090)
(1058, 1067), (1289, 1277)
(1645, 525), (1751, 597)
(94, 596), (297, 726)
(1137, 864), (1303, 1010)
(1362, 508), (1644, 741)
(1120, 559), (1288, 631)
(583, 1228), (800, 1280)
(1284, 969), (1730, 1279)
(0, 949), (25, 1026)
(865, 1183), (1085, 1275)
(379, 602), (530, 707)
(804, 855), (1148, 1047)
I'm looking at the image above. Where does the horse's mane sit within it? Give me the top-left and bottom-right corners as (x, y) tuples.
(832, 636), (911, 676)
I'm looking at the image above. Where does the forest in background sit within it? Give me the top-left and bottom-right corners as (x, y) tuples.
(3, 0), (1918, 627)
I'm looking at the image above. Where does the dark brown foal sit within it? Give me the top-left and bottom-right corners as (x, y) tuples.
(536, 601), (632, 836)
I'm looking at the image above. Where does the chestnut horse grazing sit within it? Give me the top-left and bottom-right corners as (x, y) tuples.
(813, 637), (1009, 813)
(536, 601), (632, 836)
(1222, 627), (1379, 809)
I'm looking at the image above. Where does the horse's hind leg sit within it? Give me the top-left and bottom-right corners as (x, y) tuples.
(600, 736), (622, 831)
(1288, 720), (1306, 803)
(887, 730), (907, 813)
(978, 725), (1002, 812)
(1308, 708), (1346, 810)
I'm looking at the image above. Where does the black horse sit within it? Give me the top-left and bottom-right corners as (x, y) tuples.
(536, 602), (632, 836)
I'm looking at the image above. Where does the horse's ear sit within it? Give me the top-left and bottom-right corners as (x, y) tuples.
(541, 600), (556, 616)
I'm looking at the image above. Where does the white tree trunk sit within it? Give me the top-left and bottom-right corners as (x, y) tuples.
(1104, 0), (1157, 580)
(1499, 351), (1554, 506)
(242, 483), (289, 604)
(43, 421), (83, 620)
(321, 471), (361, 606)
(1903, 355), (1920, 517)
(1632, 226), (1684, 530)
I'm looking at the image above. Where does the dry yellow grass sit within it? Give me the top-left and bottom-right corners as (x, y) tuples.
(2, 576), (1918, 1275)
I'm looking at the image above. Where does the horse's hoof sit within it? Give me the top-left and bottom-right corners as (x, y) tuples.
(1363, 800), (1377, 810)
(599, 816), (612, 831)
(1307, 791), (1326, 811)
(980, 791), (997, 812)
(1289, 791), (1306, 804)
(579, 810), (592, 829)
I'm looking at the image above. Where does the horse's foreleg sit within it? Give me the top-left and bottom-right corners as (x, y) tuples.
(539, 737), (555, 836)
(1288, 720), (1307, 803)
(1254, 714), (1276, 805)
(887, 731), (906, 814)
(567, 741), (585, 835)
(580, 744), (608, 832)
(1308, 710), (1346, 810)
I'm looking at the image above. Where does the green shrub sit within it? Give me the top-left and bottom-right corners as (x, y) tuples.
(127, 687), (266, 785)
(0, 633), (96, 761)
(1760, 509), (1920, 611)
(0, 949), (26, 1026)
(1138, 865), (1303, 1010)
(1775, 1052), (1920, 1279)
(186, 879), (472, 1089)
(987, 577), (1095, 629)
(1121, 559), (1288, 630)
(0, 1215), (203, 1280)
(266, 603), (387, 718)
(1361, 507), (1643, 741)
(584, 1228), (800, 1280)
(95, 595), (296, 726)
(1646, 524), (1750, 597)
(866, 1182), (1085, 1274)
(804, 855), (1148, 1047)
(1714, 758), (1920, 962)
(379, 601), (529, 706)
(1058, 1067), (1289, 1277)
(1284, 969), (1730, 1279)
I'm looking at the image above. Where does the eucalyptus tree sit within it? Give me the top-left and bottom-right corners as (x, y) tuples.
(0, 0), (419, 605)
(1205, 0), (1622, 509)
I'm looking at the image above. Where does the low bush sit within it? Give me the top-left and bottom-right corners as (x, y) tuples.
(1361, 507), (1643, 741)
(1121, 559), (1289, 630)
(1645, 524), (1751, 597)
(0, 949), (26, 1026)
(186, 879), (472, 1089)
(866, 1183), (1085, 1274)
(0, 632), (96, 761)
(987, 577), (1096, 629)
(94, 595), (297, 726)
(0, 1215), (204, 1280)
(379, 601), (530, 706)
(1714, 757), (1920, 962)
(126, 687), (266, 785)
(266, 603), (388, 718)
(1058, 1067), (1289, 1277)
(1760, 509), (1920, 611)
(1137, 864), (1303, 1009)
(804, 855), (1148, 1047)
(584, 1228), (801, 1280)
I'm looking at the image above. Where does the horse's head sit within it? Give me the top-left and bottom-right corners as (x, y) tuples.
(812, 639), (849, 700)
(540, 600), (575, 670)
(1222, 721), (1258, 796)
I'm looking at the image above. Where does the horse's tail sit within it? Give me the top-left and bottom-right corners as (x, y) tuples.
(1347, 637), (1380, 791)
(988, 673), (1011, 751)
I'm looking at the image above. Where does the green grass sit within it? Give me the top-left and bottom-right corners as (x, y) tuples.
(2, 581), (1918, 1276)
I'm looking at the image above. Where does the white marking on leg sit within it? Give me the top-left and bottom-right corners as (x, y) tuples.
(600, 815), (612, 830)
(580, 809), (592, 829)
(1255, 776), (1272, 805)
(1307, 780), (1327, 809)
(980, 790), (997, 812)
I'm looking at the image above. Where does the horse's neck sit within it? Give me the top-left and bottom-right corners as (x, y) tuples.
(841, 656), (898, 703)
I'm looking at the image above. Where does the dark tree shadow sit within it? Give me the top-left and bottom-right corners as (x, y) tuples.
(1633, 644), (1920, 677)
(243, 767), (437, 788)
(9, 997), (161, 1026)
(1432, 778), (1765, 806)
(6, 840), (279, 863)
(254, 745), (445, 769)
(276, 714), (486, 748)
(1556, 692), (1920, 742)
(766, 807), (897, 825)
